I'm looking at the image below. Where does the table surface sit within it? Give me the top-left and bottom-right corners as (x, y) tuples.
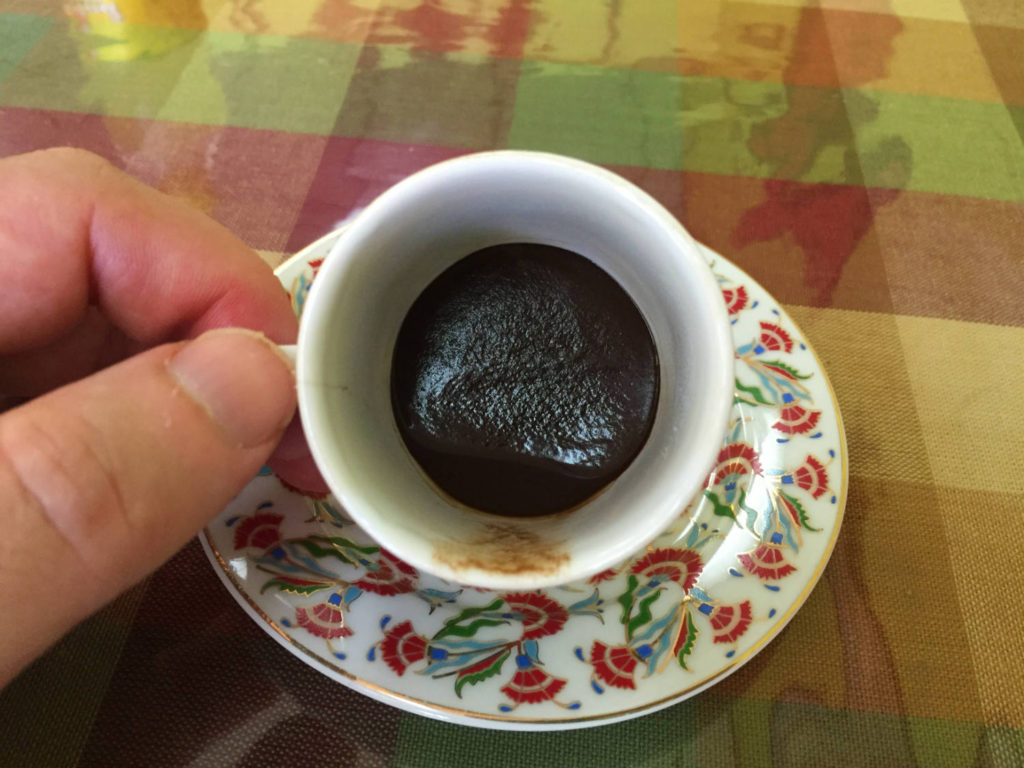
(0, 1), (1022, 766)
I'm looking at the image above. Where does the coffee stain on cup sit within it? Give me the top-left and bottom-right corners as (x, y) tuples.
(432, 523), (570, 579)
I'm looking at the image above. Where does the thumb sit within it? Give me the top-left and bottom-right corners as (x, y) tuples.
(0, 329), (296, 685)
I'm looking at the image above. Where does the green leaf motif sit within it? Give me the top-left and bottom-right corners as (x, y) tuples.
(292, 538), (362, 566)
(315, 536), (380, 565)
(737, 487), (760, 530)
(617, 574), (640, 626)
(310, 501), (351, 527)
(260, 577), (332, 596)
(454, 649), (510, 698)
(760, 359), (811, 380)
(627, 592), (661, 641)
(676, 610), (699, 671)
(703, 490), (736, 520)
(781, 492), (820, 531)
(735, 378), (773, 406)
(434, 598), (506, 641)
(319, 535), (378, 555)
(435, 618), (510, 640)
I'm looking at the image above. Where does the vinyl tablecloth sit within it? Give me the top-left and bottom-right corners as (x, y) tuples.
(0, 1), (1022, 766)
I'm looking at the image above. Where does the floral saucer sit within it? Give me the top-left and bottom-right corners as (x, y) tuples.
(201, 230), (847, 731)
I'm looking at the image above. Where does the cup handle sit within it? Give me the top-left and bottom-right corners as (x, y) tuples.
(278, 344), (297, 365)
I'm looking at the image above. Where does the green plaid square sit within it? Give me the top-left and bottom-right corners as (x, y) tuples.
(0, 22), (359, 134)
(509, 61), (864, 185)
(0, 22), (202, 119)
(0, 13), (51, 86)
(508, 60), (685, 169)
(158, 31), (360, 134)
(334, 46), (521, 150)
(847, 88), (1024, 202)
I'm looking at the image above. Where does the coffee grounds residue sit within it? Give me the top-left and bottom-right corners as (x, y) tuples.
(391, 243), (659, 516)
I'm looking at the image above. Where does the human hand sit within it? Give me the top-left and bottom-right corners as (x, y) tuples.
(0, 148), (319, 686)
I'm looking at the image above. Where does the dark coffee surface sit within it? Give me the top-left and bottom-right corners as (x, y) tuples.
(390, 243), (659, 516)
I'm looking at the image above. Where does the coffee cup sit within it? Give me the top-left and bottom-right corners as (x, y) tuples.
(285, 151), (733, 590)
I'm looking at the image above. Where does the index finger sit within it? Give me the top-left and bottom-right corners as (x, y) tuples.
(0, 148), (297, 354)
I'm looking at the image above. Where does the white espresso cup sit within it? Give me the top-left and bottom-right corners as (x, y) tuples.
(289, 151), (733, 590)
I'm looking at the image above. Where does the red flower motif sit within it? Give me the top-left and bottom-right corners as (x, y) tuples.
(504, 593), (568, 639)
(761, 362), (801, 381)
(712, 443), (762, 485)
(278, 475), (329, 500)
(384, 549), (417, 574)
(233, 512), (283, 550)
(778, 495), (807, 530)
(308, 258), (324, 277)
(631, 548), (703, 591)
(355, 549), (418, 596)
(722, 284), (749, 315)
(589, 641), (638, 690)
(587, 568), (619, 585)
(294, 597), (353, 640)
(790, 456), (828, 499)
(773, 404), (822, 435)
(379, 620), (428, 675)
(758, 322), (793, 353)
(501, 659), (567, 704)
(738, 544), (796, 580)
(707, 600), (753, 644)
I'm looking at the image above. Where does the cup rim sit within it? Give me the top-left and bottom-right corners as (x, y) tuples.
(295, 150), (734, 589)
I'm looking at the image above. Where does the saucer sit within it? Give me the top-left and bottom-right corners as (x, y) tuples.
(201, 230), (847, 731)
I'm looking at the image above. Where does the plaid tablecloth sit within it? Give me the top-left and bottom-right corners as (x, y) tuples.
(1, 1), (1022, 766)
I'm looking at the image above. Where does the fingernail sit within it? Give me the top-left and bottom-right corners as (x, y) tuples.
(169, 329), (297, 448)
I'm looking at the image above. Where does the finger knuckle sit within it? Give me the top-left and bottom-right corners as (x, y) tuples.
(34, 146), (111, 175)
(21, 147), (117, 193)
(0, 409), (128, 583)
